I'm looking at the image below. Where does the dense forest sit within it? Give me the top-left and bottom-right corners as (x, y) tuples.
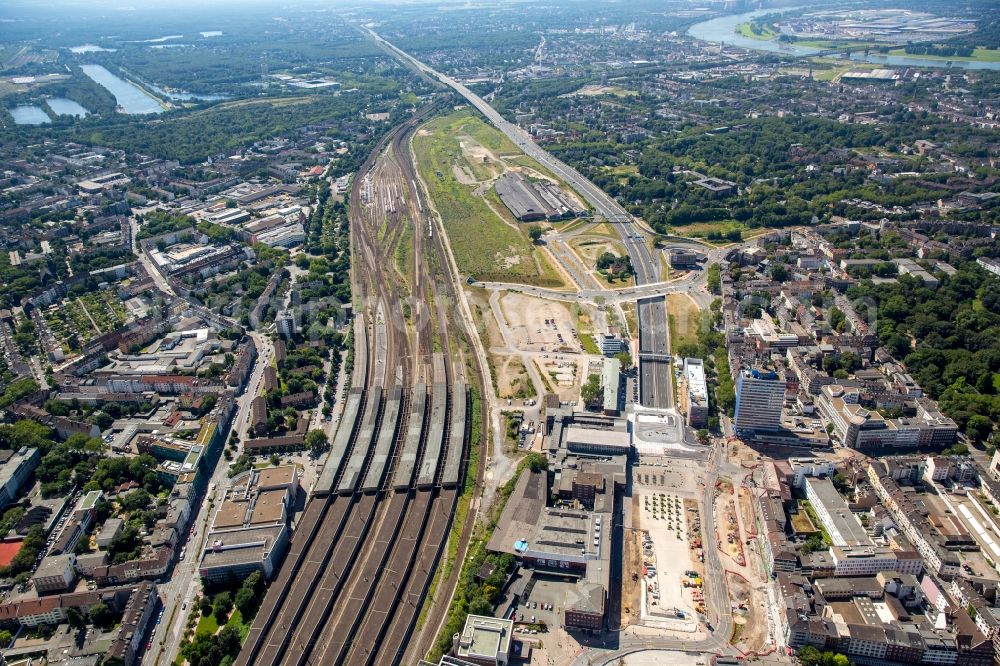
(11, 90), (395, 165)
(548, 108), (999, 234)
(848, 260), (1000, 444)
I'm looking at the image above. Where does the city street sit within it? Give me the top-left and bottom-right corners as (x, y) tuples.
(368, 27), (742, 664)
(150, 331), (271, 666)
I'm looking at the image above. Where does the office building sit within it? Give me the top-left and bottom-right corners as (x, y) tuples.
(734, 369), (785, 434)
(32, 554), (77, 595)
(199, 466), (297, 583)
(453, 615), (514, 666)
(596, 330), (626, 356)
(0, 447), (40, 509)
(565, 580), (606, 630)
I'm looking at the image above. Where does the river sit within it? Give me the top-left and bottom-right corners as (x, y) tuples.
(688, 9), (1000, 71)
(79, 64), (163, 115)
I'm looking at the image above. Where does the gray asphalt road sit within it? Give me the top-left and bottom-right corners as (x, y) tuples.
(152, 332), (272, 666)
(366, 29), (741, 663)
(367, 28), (674, 409)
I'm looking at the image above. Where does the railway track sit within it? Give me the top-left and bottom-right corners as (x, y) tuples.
(237, 107), (477, 666)
(287, 117), (459, 666)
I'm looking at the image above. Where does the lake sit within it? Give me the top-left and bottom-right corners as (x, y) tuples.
(46, 97), (89, 118)
(134, 35), (183, 43)
(10, 105), (51, 125)
(80, 64), (163, 115)
(688, 10), (1000, 71)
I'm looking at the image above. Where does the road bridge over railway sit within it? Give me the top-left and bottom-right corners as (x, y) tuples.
(362, 28), (743, 664)
(363, 26), (674, 410)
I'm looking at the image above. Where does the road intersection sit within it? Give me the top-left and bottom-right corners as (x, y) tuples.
(365, 27), (750, 663)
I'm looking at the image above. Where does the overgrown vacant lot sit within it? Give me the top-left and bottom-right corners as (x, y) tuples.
(667, 293), (702, 354)
(412, 110), (564, 287)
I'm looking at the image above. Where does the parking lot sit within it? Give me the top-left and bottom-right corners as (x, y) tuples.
(510, 573), (577, 634)
(637, 491), (699, 628)
(514, 412), (539, 451)
(500, 293), (581, 354)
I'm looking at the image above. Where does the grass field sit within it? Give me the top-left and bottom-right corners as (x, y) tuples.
(736, 22), (777, 41)
(452, 109), (520, 154)
(667, 220), (747, 242)
(194, 606), (250, 639)
(886, 47), (1000, 63)
(195, 613), (219, 637)
(667, 294), (701, 353)
(414, 111), (566, 287)
(807, 59), (877, 81)
(605, 165), (639, 175)
(191, 96), (313, 114)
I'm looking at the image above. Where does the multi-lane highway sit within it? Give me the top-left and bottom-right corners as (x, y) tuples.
(364, 26), (674, 410)
(365, 29), (744, 664)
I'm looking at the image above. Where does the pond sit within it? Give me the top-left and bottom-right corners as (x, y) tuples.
(46, 97), (89, 118)
(79, 64), (163, 115)
(10, 105), (51, 125)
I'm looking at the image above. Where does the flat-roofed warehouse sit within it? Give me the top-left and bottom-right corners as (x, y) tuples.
(487, 460), (622, 632)
(494, 172), (585, 222)
(199, 465), (298, 582)
(564, 426), (630, 456)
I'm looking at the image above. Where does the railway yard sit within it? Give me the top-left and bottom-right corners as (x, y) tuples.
(237, 40), (728, 663)
(236, 109), (480, 666)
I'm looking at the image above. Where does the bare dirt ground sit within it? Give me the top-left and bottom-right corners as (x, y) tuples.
(727, 571), (768, 653)
(562, 84), (638, 97)
(451, 163), (476, 185)
(537, 358), (580, 401)
(714, 479), (745, 567)
(501, 292), (580, 353)
(683, 498), (707, 618)
(458, 138), (500, 180)
(728, 440), (764, 467)
(738, 487), (758, 539)
(622, 510), (644, 629)
(495, 354), (532, 399)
